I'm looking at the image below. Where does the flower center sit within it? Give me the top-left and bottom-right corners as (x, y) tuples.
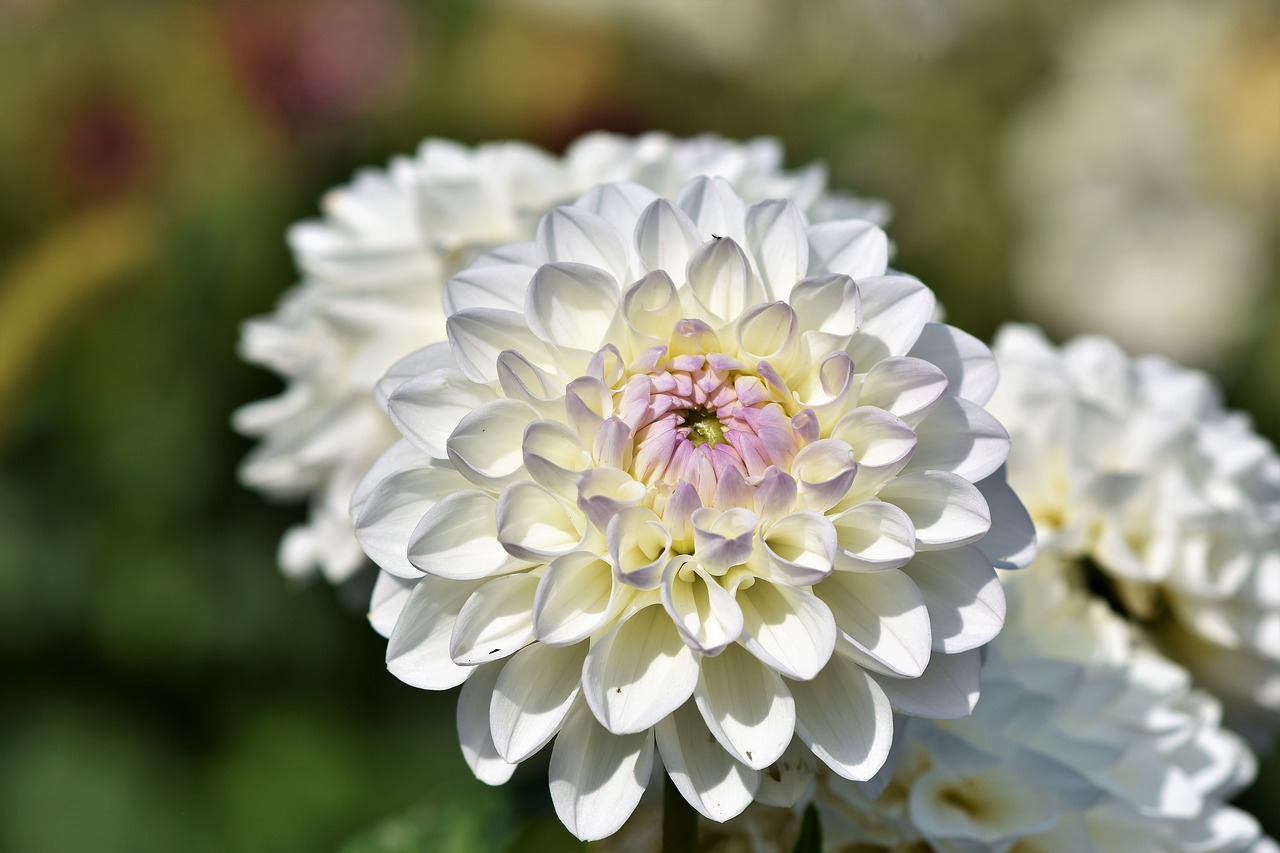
(680, 407), (725, 447)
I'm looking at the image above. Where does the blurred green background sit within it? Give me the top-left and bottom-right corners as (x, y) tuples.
(2, 1), (1277, 850)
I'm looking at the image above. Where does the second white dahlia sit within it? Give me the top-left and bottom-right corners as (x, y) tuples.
(355, 177), (1035, 840)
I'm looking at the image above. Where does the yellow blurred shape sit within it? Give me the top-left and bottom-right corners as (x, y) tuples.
(0, 200), (153, 449)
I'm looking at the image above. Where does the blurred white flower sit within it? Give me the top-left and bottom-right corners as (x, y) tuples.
(816, 567), (1268, 852)
(988, 324), (1280, 740)
(356, 178), (1034, 840)
(1005, 0), (1278, 367)
(234, 132), (888, 584)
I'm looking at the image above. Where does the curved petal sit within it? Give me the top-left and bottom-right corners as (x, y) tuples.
(791, 439), (859, 513)
(656, 700), (760, 821)
(522, 420), (592, 498)
(878, 471), (992, 549)
(858, 357), (950, 420)
(691, 506), (759, 574)
(695, 643), (796, 770)
(355, 464), (472, 578)
(806, 219), (889, 279)
(386, 575), (482, 689)
(549, 701), (654, 842)
(904, 396), (1010, 482)
(845, 275), (935, 366)
(456, 661), (517, 785)
(759, 511), (838, 585)
(534, 552), (626, 646)
(677, 175), (747, 244)
(496, 350), (566, 418)
(446, 307), (551, 384)
(816, 568), (932, 678)
(902, 545), (1005, 653)
(446, 398), (537, 490)
(491, 641), (587, 763)
(581, 604), (701, 735)
(408, 490), (528, 579)
(369, 571), (416, 639)
(443, 263), (534, 315)
(535, 205), (629, 286)
(746, 199), (809, 300)
(662, 556), (744, 656)
(684, 236), (761, 327)
(830, 407), (917, 500)
(607, 506), (672, 590)
(737, 579), (837, 681)
(872, 647), (981, 720)
(450, 573), (539, 665)
(974, 472), (1037, 570)
(577, 467), (647, 532)
(496, 481), (586, 561)
(387, 370), (499, 458)
(830, 501), (917, 571)
(908, 322), (999, 406)
(788, 654), (894, 780)
(525, 262), (620, 352)
(635, 198), (700, 276)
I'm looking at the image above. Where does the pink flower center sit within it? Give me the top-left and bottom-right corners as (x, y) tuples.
(618, 345), (816, 505)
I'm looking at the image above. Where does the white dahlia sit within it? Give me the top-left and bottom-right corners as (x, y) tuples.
(234, 132), (888, 583)
(355, 177), (1035, 840)
(815, 567), (1270, 853)
(988, 324), (1280, 739)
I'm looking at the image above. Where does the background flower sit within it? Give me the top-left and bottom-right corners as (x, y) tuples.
(356, 177), (1034, 839)
(988, 324), (1280, 744)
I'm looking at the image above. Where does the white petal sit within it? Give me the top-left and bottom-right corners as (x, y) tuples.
(443, 263), (534, 315)
(759, 511), (838, 585)
(386, 575), (481, 689)
(684, 236), (760, 327)
(534, 552), (625, 646)
(656, 701), (760, 822)
(788, 654), (894, 780)
(878, 471), (991, 549)
(737, 580), (837, 681)
(387, 370), (499, 458)
(535, 205), (629, 285)
(830, 501), (917, 571)
(973, 473), (1037, 570)
(575, 181), (660, 241)
(691, 506), (758, 574)
(496, 350), (566, 418)
(695, 643), (796, 769)
(582, 604), (700, 734)
(450, 574), (539, 665)
(496, 481), (586, 561)
(806, 219), (889, 279)
(635, 198), (700, 275)
(661, 556), (744, 656)
(525, 262), (620, 352)
(369, 571), (416, 639)
(621, 270), (684, 346)
(746, 199), (809, 300)
(904, 396), (1010, 482)
(355, 465), (472, 577)
(753, 738), (817, 807)
(872, 648), (981, 720)
(408, 490), (526, 579)
(446, 307), (552, 384)
(830, 406), (918, 498)
(677, 175), (747, 243)
(790, 273), (860, 336)
(577, 466), (646, 532)
(521, 420), (592, 498)
(446, 398), (536, 489)
(607, 506), (672, 590)
(845, 275), (935, 365)
(817, 568), (931, 678)
(491, 641), (587, 763)
(908, 323), (999, 406)
(549, 701), (654, 842)
(457, 661), (517, 784)
(902, 545), (1004, 653)
(858, 356), (949, 419)
(790, 440), (859, 513)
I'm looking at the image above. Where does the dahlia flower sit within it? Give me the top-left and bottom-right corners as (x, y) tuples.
(988, 324), (1280, 739)
(815, 567), (1270, 853)
(234, 132), (886, 584)
(355, 177), (1035, 840)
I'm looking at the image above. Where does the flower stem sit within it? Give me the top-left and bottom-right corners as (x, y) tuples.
(662, 773), (698, 853)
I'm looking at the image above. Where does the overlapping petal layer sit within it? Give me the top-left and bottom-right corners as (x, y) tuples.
(355, 178), (1033, 839)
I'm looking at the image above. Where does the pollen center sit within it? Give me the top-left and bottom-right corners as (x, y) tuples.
(681, 408), (725, 447)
